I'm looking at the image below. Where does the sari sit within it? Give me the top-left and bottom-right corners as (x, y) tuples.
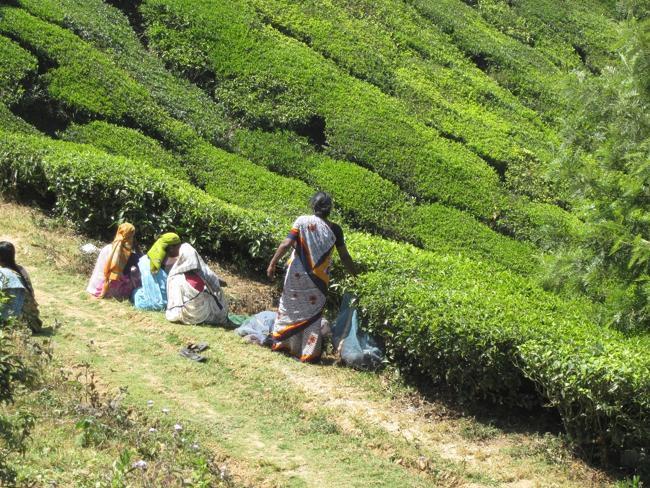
(86, 244), (135, 299)
(272, 215), (337, 362)
(132, 233), (181, 311)
(100, 223), (135, 297)
(165, 243), (228, 325)
(132, 255), (169, 311)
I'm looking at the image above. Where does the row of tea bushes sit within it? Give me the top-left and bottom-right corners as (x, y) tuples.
(1, 129), (647, 459)
(12, 0), (579, 251)
(234, 128), (538, 274)
(469, 0), (617, 73)
(245, 0), (556, 171)
(140, 0), (581, 244)
(0, 6), (315, 220)
(2, 4), (555, 272)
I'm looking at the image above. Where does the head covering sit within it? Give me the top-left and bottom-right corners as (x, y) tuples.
(99, 223), (135, 298)
(168, 243), (221, 294)
(147, 232), (181, 273)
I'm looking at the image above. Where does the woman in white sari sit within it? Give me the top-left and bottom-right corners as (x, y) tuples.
(166, 243), (229, 325)
(267, 192), (356, 363)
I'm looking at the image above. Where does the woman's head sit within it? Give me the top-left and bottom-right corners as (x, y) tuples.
(147, 232), (182, 273)
(310, 192), (333, 219)
(0, 241), (17, 269)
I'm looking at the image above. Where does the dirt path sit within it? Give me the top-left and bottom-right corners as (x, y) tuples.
(2, 201), (612, 487)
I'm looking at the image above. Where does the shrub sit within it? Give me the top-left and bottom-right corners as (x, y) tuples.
(235, 128), (539, 274)
(140, 0), (581, 247)
(0, 35), (37, 106)
(0, 104), (37, 135)
(61, 121), (189, 180)
(349, 234), (650, 459)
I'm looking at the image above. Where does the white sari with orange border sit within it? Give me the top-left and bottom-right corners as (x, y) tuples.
(272, 215), (336, 362)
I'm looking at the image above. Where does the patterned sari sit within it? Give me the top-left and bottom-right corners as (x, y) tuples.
(165, 243), (228, 325)
(272, 215), (337, 362)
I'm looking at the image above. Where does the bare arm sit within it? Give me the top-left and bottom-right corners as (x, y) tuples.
(337, 245), (357, 277)
(267, 237), (294, 280)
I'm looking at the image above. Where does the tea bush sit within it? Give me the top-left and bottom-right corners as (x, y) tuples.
(0, 35), (37, 106)
(235, 128), (538, 274)
(61, 121), (188, 180)
(245, 0), (555, 171)
(0, 104), (37, 135)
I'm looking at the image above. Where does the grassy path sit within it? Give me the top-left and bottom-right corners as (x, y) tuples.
(2, 201), (612, 487)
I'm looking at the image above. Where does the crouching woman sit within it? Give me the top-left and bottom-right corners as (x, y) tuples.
(0, 241), (42, 332)
(165, 243), (229, 326)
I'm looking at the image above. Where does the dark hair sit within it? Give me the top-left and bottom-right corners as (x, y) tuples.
(310, 191), (333, 218)
(0, 241), (31, 293)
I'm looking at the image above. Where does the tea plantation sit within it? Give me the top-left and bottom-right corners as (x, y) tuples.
(0, 0), (648, 471)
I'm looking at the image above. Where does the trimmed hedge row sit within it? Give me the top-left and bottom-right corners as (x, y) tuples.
(407, 0), (565, 120)
(0, 34), (37, 105)
(61, 121), (189, 180)
(0, 103), (37, 135)
(1, 129), (647, 460)
(141, 0), (505, 218)
(13, 0), (231, 146)
(245, 0), (555, 172)
(3, 3), (570, 265)
(235, 128), (538, 274)
(470, 0), (617, 73)
(0, 6), (315, 220)
(13, 0), (579, 251)
(140, 0), (582, 245)
(0, 130), (284, 264)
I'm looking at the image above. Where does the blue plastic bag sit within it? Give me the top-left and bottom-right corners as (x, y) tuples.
(235, 310), (277, 345)
(331, 294), (383, 370)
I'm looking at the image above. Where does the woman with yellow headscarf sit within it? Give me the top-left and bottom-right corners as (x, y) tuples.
(87, 223), (140, 299)
(132, 233), (182, 311)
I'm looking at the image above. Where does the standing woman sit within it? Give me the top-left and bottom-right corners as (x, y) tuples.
(133, 232), (182, 311)
(86, 223), (139, 299)
(267, 192), (356, 363)
(0, 241), (42, 332)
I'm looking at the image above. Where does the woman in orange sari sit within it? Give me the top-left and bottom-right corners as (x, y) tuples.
(87, 223), (139, 299)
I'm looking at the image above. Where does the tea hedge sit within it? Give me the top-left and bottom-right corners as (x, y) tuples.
(0, 35), (37, 106)
(12, 0), (231, 145)
(0, 7), (315, 220)
(407, 0), (565, 120)
(9, 0), (579, 251)
(1, 129), (647, 458)
(61, 121), (189, 180)
(0, 130), (284, 264)
(140, 0), (581, 245)
(348, 236), (650, 456)
(141, 0), (504, 217)
(234, 128), (538, 275)
(471, 0), (617, 73)
(245, 0), (555, 171)
(0, 103), (37, 135)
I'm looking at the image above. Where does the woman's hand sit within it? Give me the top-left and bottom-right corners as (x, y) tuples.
(267, 264), (276, 281)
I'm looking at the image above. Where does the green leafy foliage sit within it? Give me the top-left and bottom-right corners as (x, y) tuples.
(546, 17), (650, 331)
(61, 121), (189, 180)
(0, 35), (37, 106)
(235, 128), (539, 274)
